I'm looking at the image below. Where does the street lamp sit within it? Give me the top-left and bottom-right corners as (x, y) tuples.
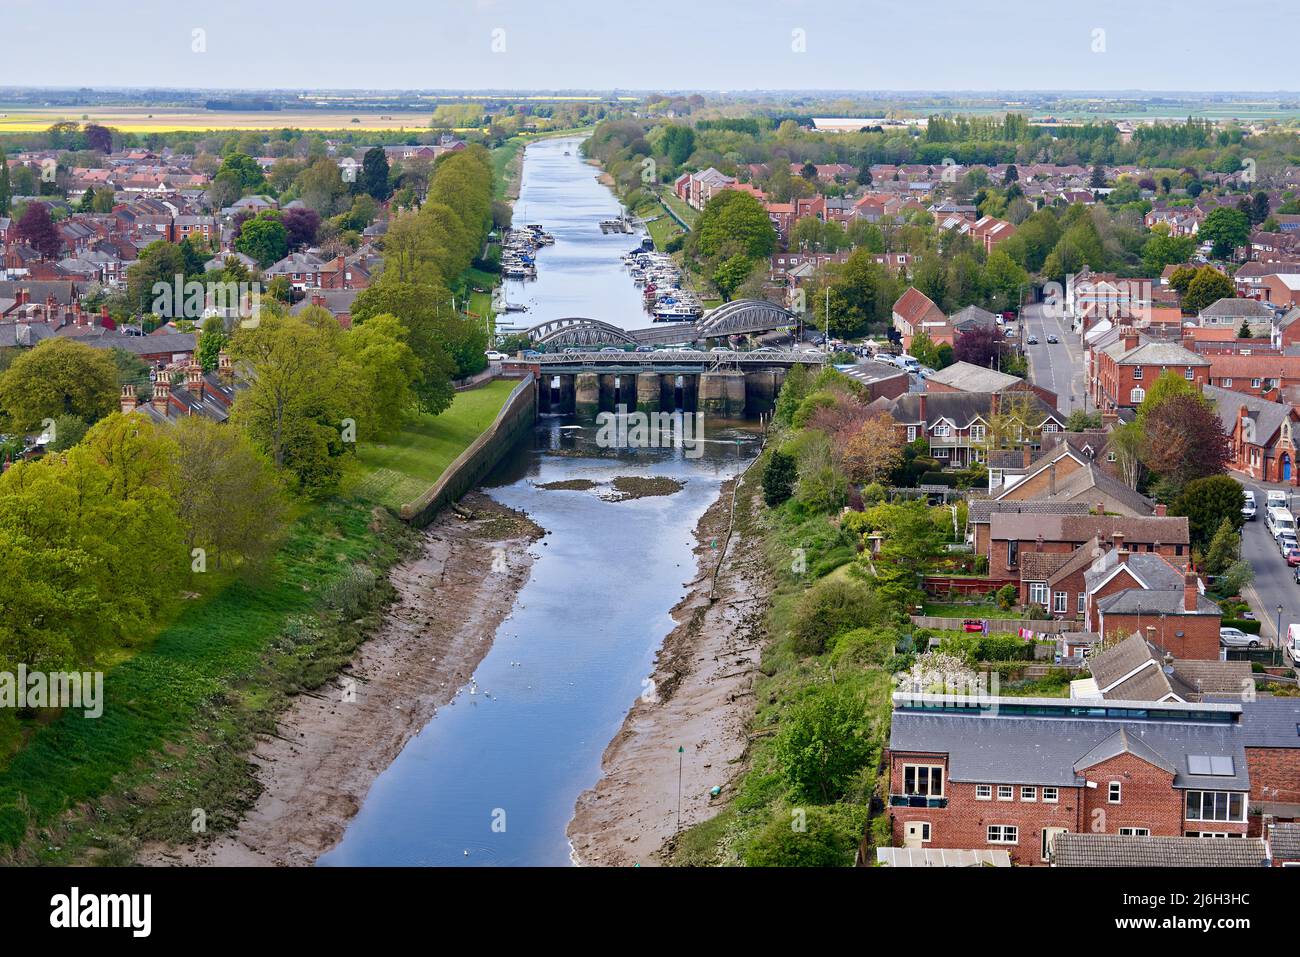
(1277, 603), (1284, 647)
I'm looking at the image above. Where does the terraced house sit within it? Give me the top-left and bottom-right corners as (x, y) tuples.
(887, 695), (1253, 866)
(1089, 329), (1210, 411)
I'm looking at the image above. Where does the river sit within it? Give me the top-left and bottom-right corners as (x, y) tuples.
(318, 136), (761, 866)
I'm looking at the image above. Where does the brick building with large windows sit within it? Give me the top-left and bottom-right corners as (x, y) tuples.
(887, 695), (1251, 866)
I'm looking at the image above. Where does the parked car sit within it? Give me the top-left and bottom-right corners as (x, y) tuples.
(709, 347), (733, 354)
(919, 366), (936, 379)
(1286, 546), (1300, 567)
(1219, 627), (1259, 649)
(485, 350), (508, 361)
(1046, 334), (1059, 344)
(1004, 329), (1017, 338)
(1281, 532), (1298, 556)
(1243, 490), (1257, 521)
(522, 349), (541, 359)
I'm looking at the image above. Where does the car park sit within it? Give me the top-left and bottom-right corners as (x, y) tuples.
(1219, 627), (1259, 649)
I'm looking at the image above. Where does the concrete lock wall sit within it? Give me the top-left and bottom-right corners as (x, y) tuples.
(699, 371), (746, 416)
(744, 368), (784, 416)
(401, 375), (537, 527)
(575, 372), (600, 420)
(637, 373), (660, 413)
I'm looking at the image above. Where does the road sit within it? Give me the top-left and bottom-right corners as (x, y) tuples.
(1232, 474), (1300, 647)
(1019, 303), (1086, 414)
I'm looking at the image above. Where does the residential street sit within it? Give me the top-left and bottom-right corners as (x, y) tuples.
(1020, 302), (1086, 414)
(1231, 473), (1300, 647)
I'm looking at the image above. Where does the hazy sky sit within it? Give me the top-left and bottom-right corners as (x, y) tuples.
(3, 0), (1295, 92)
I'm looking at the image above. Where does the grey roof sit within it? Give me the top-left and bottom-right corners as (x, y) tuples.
(1082, 549), (1185, 595)
(1103, 337), (1210, 366)
(948, 305), (998, 332)
(1074, 727), (1177, 774)
(991, 513), (1185, 545)
(889, 696), (1249, 790)
(967, 499), (1090, 525)
(0, 323), (57, 348)
(925, 361), (1022, 393)
(1270, 822), (1300, 861)
(1052, 833), (1268, 867)
(1204, 384), (1291, 448)
(1089, 633), (1167, 693)
(1234, 697), (1300, 749)
(889, 391), (1062, 429)
(1097, 588), (1220, 616)
(1169, 659), (1254, 698)
(84, 332), (197, 355)
(1199, 297), (1275, 318)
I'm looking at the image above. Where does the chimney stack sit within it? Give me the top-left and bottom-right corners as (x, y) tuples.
(120, 384), (137, 414)
(1154, 503), (1167, 517)
(152, 372), (171, 412)
(218, 351), (233, 386)
(1096, 501), (1106, 516)
(1146, 624), (1156, 644)
(1122, 328), (1139, 351)
(1112, 531), (1125, 553)
(1184, 572), (1198, 612)
(186, 362), (204, 400)
(917, 393), (927, 425)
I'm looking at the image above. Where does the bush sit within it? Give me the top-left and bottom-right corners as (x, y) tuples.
(973, 555), (989, 575)
(978, 633), (1033, 662)
(788, 578), (881, 656)
(827, 627), (898, 668)
(0, 804), (26, 848)
(741, 804), (865, 867)
(919, 471), (957, 487)
(1221, 617), (1262, 635)
(995, 584), (1017, 611)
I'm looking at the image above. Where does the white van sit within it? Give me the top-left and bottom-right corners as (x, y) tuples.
(1267, 506), (1296, 540)
(1267, 490), (1287, 510)
(897, 355), (922, 374)
(1286, 623), (1300, 666)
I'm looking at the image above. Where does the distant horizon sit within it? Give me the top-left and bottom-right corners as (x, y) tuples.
(2, 0), (1294, 91)
(6, 87), (1300, 98)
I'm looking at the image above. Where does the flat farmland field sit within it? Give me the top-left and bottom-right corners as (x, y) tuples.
(0, 106), (454, 133)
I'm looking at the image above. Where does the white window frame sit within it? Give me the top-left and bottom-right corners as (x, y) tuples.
(987, 825), (1019, 844)
(1108, 781), (1122, 804)
(1042, 787), (1059, 803)
(1253, 378), (1262, 388)
(1184, 368), (1194, 381)
(976, 785), (992, 800)
(1077, 593), (1086, 614)
(1130, 387), (1145, 404)
(1118, 827), (1151, 836)
(902, 764), (945, 798)
(1053, 591), (1067, 614)
(906, 425), (917, 442)
(997, 785), (1014, 801)
(971, 424), (986, 442)
(1021, 786), (1037, 801)
(1132, 366), (1143, 380)
(1029, 582), (1048, 606)
(933, 447), (950, 458)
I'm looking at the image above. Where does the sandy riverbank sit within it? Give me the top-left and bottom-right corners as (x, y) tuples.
(140, 491), (542, 866)
(566, 476), (770, 866)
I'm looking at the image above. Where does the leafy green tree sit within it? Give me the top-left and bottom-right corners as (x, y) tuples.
(690, 189), (777, 262)
(711, 254), (754, 300)
(774, 683), (877, 803)
(339, 313), (422, 439)
(216, 152), (266, 191)
(197, 316), (228, 372)
(350, 278), (460, 415)
(1183, 266), (1236, 315)
(360, 146), (392, 201)
(0, 144), (10, 216)
(0, 338), (119, 431)
(762, 447), (798, 507)
(741, 805), (863, 867)
(45, 414), (88, 453)
(774, 363), (813, 425)
(1203, 517), (1240, 576)
(1172, 475), (1244, 549)
(171, 416), (286, 574)
(863, 499), (942, 610)
(788, 577), (882, 656)
(235, 215), (289, 268)
(1199, 207), (1251, 259)
(1140, 227), (1196, 274)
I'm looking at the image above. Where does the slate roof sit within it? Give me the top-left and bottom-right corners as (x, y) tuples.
(1204, 384), (1292, 448)
(1200, 297), (1275, 318)
(889, 391), (1061, 429)
(948, 305), (998, 332)
(1075, 727), (1177, 774)
(1097, 588), (1220, 616)
(1233, 696), (1300, 749)
(925, 361), (1021, 393)
(990, 513), (1187, 545)
(1052, 833), (1268, 867)
(1046, 463), (1157, 515)
(1169, 659), (1254, 698)
(967, 499), (1090, 525)
(84, 332), (197, 356)
(1270, 822), (1300, 861)
(1083, 550), (1185, 594)
(890, 696), (1249, 790)
(1103, 337), (1210, 366)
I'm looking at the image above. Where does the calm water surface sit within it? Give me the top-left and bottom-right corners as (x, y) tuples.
(320, 137), (760, 866)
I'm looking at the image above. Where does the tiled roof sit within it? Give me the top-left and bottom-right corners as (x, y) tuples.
(1097, 588), (1220, 616)
(1270, 823), (1300, 861)
(967, 499), (1090, 525)
(1052, 834), (1268, 867)
(1018, 551), (1072, 582)
(1200, 297), (1276, 318)
(892, 287), (944, 326)
(990, 513), (1187, 545)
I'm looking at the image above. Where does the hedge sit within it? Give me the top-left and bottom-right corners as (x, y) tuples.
(1222, 618), (1262, 634)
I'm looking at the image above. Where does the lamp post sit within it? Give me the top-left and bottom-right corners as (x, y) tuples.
(1277, 603), (1284, 647)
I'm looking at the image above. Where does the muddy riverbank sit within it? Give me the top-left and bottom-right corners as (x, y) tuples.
(566, 474), (770, 866)
(141, 492), (541, 866)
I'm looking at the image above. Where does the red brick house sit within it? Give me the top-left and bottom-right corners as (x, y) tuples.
(1091, 328), (1210, 412)
(1206, 384), (1300, 484)
(891, 287), (946, 350)
(888, 695), (1252, 865)
(1083, 550), (1221, 660)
